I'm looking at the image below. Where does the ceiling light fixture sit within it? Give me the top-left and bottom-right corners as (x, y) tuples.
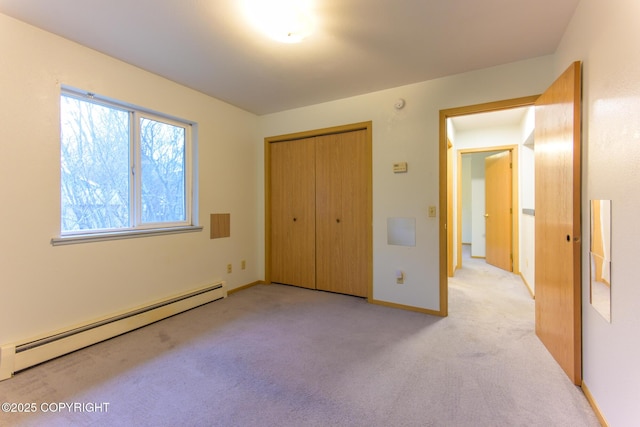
(242, 0), (316, 44)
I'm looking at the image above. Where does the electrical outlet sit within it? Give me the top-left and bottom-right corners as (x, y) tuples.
(227, 264), (232, 274)
(241, 260), (246, 270)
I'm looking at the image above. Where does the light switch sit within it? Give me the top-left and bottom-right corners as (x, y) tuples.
(428, 206), (437, 217)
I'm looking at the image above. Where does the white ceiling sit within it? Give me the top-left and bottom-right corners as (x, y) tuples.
(0, 0), (580, 115)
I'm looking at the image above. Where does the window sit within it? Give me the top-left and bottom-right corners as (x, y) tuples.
(56, 88), (198, 243)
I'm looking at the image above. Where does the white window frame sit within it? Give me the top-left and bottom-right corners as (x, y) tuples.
(52, 86), (201, 245)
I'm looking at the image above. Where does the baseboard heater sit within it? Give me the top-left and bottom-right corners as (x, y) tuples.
(0, 281), (226, 381)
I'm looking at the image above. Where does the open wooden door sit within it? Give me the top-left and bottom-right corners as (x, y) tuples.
(485, 151), (512, 271)
(534, 61), (582, 385)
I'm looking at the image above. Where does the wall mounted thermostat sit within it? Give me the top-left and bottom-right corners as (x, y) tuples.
(393, 162), (408, 173)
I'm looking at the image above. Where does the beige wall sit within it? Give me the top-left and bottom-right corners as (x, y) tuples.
(0, 13), (262, 344)
(555, 0), (640, 424)
(259, 56), (555, 310)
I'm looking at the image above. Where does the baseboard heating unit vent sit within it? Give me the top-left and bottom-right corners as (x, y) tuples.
(0, 282), (226, 381)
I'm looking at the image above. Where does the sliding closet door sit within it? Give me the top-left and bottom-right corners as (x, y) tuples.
(270, 137), (316, 289)
(315, 130), (371, 297)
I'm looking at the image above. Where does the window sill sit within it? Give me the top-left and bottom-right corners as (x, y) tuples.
(51, 225), (203, 246)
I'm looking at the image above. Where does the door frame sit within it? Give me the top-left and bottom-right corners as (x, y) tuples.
(264, 121), (373, 298)
(457, 146), (519, 272)
(439, 95), (539, 316)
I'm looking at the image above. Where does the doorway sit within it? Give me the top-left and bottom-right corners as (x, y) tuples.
(457, 147), (519, 274)
(438, 95), (538, 317)
(439, 62), (582, 385)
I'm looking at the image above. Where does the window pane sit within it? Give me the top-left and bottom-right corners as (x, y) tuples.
(60, 96), (130, 232)
(140, 118), (186, 223)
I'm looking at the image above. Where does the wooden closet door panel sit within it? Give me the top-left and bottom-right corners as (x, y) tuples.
(270, 138), (316, 289)
(316, 130), (370, 297)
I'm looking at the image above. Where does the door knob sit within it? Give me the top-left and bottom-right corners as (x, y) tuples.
(484, 214), (489, 218)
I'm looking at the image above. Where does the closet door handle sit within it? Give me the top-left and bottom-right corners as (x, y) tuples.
(336, 218), (341, 223)
(293, 217), (297, 222)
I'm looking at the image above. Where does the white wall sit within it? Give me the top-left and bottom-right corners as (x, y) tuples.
(259, 57), (555, 311)
(461, 156), (472, 244)
(469, 154), (488, 257)
(519, 108), (536, 294)
(454, 126), (522, 151)
(0, 14), (261, 344)
(554, 0), (640, 424)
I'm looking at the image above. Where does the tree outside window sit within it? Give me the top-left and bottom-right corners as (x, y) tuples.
(60, 90), (192, 234)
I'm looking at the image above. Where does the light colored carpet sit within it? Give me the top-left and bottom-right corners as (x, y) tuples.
(0, 256), (599, 426)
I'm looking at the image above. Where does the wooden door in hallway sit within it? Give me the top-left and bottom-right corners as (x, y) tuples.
(485, 151), (513, 271)
(534, 61), (582, 385)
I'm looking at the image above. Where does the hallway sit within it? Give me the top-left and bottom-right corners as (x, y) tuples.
(447, 245), (598, 424)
